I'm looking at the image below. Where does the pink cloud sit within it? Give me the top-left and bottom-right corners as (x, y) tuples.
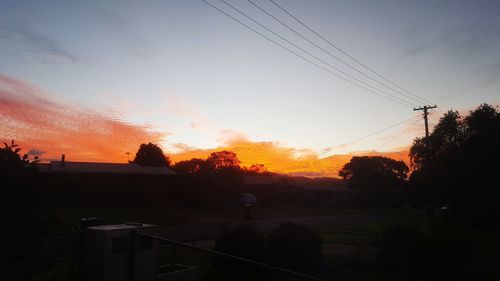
(0, 73), (166, 162)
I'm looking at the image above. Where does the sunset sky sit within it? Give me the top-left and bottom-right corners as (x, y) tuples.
(1, 0), (499, 176)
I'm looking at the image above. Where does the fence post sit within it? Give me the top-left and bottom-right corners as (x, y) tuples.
(130, 230), (135, 281)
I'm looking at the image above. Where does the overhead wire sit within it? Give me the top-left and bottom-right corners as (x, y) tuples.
(268, 0), (436, 106)
(206, 0), (416, 107)
(247, 0), (424, 106)
(201, 1), (433, 149)
(375, 117), (421, 150)
(333, 114), (421, 149)
(219, 0), (417, 107)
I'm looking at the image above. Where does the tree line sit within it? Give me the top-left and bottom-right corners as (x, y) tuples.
(338, 103), (500, 222)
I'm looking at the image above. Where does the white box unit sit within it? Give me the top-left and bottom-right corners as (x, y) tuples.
(80, 223), (158, 281)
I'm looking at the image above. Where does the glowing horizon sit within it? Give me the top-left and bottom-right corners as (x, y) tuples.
(1, 1), (499, 177)
(1, 73), (411, 177)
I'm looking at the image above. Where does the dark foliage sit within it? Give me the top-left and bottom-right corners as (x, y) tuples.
(377, 224), (423, 272)
(419, 232), (465, 280)
(213, 223), (268, 279)
(132, 142), (171, 167)
(171, 152), (245, 208)
(244, 163), (268, 175)
(1, 140), (40, 281)
(377, 223), (466, 281)
(206, 150), (241, 170)
(172, 158), (207, 175)
(1, 140), (38, 181)
(268, 223), (323, 274)
(409, 103), (500, 222)
(339, 156), (408, 206)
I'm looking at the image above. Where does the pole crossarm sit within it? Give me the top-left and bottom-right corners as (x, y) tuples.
(413, 105), (438, 137)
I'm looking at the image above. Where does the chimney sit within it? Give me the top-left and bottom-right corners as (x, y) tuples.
(61, 154), (65, 167)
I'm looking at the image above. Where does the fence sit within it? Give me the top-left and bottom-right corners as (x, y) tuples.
(133, 231), (326, 281)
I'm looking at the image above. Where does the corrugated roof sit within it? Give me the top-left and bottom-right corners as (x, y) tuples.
(41, 161), (177, 175)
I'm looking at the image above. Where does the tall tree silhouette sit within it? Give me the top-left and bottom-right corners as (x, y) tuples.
(339, 156), (408, 205)
(206, 151), (241, 170)
(409, 103), (500, 220)
(132, 142), (171, 167)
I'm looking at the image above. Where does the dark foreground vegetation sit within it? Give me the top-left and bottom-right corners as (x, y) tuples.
(3, 103), (500, 280)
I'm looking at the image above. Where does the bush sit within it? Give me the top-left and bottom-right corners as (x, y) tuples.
(377, 223), (466, 280)
(419, 232), (465, 280)
(268, 223), (323, 274)
(213, 223), (267, 279)
(377, 223), (423, 272)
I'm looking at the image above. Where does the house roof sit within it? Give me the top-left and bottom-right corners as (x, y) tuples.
(39, 161), (177, 175)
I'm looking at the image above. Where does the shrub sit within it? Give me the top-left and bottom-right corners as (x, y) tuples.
(213, 223), (267, 279)
(377, 223), (466, 280)
(268, 223), (323, 274)
(377, 223), (423, 273)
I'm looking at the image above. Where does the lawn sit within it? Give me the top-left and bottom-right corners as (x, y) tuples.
(319, 218), (500, 281)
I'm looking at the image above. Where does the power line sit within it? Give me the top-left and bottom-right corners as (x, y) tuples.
(247, 0), (424, 106)
(206, 0), (416, 108)
(334, 114), (421, 149)
(218, 0), (417, 107)
(268, 0), (436, 106)
(375, 117), (421, 150)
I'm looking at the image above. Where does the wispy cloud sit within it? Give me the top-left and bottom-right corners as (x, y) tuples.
(0, 18), (79, 63)
(165, 95), (216, 131)
(0, 73), (165, 162)
(87, 4), (154, 58)
(216, 129), (249, 145)
(27, 148), (45, 156)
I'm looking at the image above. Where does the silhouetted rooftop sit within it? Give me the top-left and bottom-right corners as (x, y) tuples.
(39, 161), (177, 175)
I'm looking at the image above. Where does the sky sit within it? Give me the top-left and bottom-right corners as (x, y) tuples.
(1, 0), (499, 176)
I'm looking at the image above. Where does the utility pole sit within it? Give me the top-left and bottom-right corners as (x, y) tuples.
(413, 105), (437, 137)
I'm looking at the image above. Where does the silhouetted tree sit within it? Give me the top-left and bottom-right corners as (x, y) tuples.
(245, 163), (268, 174)
(172, 158), (207, 175)
(1, 140), (40, 280)
(339, 156), (408, 205)
(410, 110), (465, 170)
(409, 103), (500, 221)
(171, 152), (244, 207)
(132, 142), (171, 167)
(205, 150), (244, 190)
(206, 150), (241, 170)
(1, 140), (28, 175)
(1, 140), (38, 185)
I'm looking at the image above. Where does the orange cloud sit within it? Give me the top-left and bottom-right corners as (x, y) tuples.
(0, 73), (165, 162)
(170, 139), (410, 178)
(0, 73), (411, 176)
